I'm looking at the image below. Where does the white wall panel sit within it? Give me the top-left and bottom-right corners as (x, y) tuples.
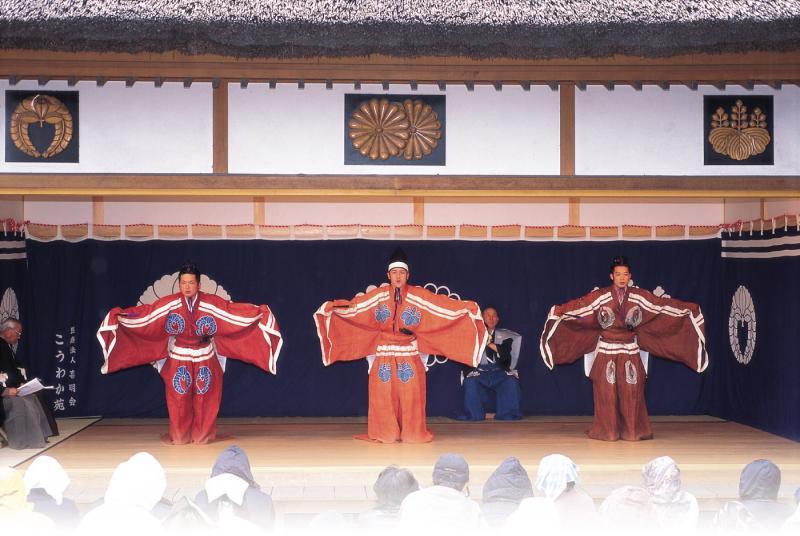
(1, 80), (212, 173)
(0, 196), (23, 220)
(576, 85), (800, 176)
(229, 83), (560, 175)
(724, 199), (761, 222)
(425, 198), (569, 226)
(103, 197), (253, 225)
(264, 198), (413, 226)
(581, 198), (724, 226)
(23, 197), (92, 224)
(765, 198), (800, 219)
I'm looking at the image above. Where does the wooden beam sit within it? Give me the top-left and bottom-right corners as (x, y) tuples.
(212, 82), (229, 173)
(92, 196), (104, 225)
(560, 83), (575, 176)
(1, 50), (799, 84)
(1, 174), (798, 198)
(413, 197), (424, 225)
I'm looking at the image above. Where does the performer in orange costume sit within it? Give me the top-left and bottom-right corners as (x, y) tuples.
(540, 256), (709, 441)
(97, 262), (282, 445)
(314, 249), (488, 443)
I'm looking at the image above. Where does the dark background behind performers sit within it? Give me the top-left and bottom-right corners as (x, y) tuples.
(9, 236), (797, 440)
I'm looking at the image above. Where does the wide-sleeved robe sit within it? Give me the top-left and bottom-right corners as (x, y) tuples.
(540, 286), (708, 441)
(315, 284), (488, 443)
(97, 291), (282, 444)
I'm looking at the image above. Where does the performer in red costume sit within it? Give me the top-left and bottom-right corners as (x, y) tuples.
(97, 262), (282, 445)
(314, 248), (488, 443)
(540, 256), (709, 441)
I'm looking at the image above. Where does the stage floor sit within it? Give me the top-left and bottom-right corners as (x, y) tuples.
(11, 416), (800, 519)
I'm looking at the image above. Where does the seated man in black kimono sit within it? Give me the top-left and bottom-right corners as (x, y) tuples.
(0, 318), (56, 449)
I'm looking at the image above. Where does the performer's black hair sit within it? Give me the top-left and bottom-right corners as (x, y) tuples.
(178, 261), (201, 281)
(482, 305), (499, 315)
(609, 255), (631, 274)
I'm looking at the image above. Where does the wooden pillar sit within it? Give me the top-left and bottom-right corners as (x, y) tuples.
(213, 82), (229, 174)
(92, 196), (104, 225)
(560, 83), (579, 225)
(413, 197), (424, 226)
(253, 196), (265, 225)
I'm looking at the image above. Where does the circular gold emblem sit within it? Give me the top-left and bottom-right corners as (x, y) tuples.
(9, 94), (74, 158)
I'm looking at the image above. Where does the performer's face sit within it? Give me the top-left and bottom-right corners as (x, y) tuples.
(179, 274), (200, 299)
(387, 268), (408, 289)
(610, 266), (631, 289)
(482, 308), (499, 331)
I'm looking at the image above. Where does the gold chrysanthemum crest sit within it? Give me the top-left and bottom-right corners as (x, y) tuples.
(349, 98), (442, 161)
(708, 99), (770, 161)
(9, 94), (74, 158)
(348, 98), (410, 160)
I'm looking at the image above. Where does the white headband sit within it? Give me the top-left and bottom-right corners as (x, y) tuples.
(388, 262), (409, 272)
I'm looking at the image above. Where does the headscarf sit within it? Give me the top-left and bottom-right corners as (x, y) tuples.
(205, 445), (258, 506)
(24, 456), (70, 505)
(536, 454), (579, 501)
(483, 457), (533, 504)
(210, 445), (258, 487)
(739, 459), (781, 501)
(0, 467), (33, 512)
(105, 452), (166, 511)
(642, 456), (682, 503)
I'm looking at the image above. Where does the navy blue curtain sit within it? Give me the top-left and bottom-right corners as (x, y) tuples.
(713, 226), (800, 440)
(23, 238), (724, 424)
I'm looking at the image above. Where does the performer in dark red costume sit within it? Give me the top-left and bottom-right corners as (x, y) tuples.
(540, 256), (709, 441)
(97, 262), (282, 444)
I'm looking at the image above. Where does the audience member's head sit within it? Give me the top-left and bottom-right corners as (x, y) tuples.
(739, 459), (781, 501)
(432, 453), (469, 491)
(105, 451), (167, 511)
(0, 467), (32, 513)
(210, 445), (259, 488)
(24, 455), (70, 505)
(373, 466), (419, 509)
(642, 455), (682, 502)
(483, 457), (533, 504)
(536, 454), (579, 501)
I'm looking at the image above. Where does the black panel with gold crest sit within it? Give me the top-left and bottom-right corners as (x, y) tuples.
(703, 95), (773, 166)
(344, 94), (445, 166)
(5, 91), (79, 163)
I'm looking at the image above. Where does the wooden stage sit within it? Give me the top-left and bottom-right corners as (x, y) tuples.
(12, 416), (800, 521)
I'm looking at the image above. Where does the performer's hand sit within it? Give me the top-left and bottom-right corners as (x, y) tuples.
(1, 387), (18, 397)
(487, 343), (498, 352)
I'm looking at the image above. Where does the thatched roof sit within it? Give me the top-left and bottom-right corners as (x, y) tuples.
(1, 0), (799, 59)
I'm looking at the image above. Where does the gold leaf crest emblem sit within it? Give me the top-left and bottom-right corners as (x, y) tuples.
(708, 100), (770, 161)
(401, 99), (441, 160)
(348, 98), (410, 160)
(9, 94), (74, 158)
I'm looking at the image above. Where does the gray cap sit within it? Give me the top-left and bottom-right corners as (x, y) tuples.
(432, 453), (469, 488)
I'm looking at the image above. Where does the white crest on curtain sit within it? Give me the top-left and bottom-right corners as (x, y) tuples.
(729, 285), (756, 365)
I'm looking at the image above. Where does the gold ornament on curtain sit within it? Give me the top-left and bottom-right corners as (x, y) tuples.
(349, 98), (441, 161)
(9, 94), (74, 158)
(708, 100), (770, 161)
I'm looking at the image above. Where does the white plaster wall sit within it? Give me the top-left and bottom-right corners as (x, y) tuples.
(0, 196), (23, 220)
(24, 197), (92, 224)
(425, 198), (570, 226)
(229, 83), (560, 175)
(765, 198), (800, 219)
(0, 80), (212, 173)
(724, 199), (761, 222)
(580, 198), (724, 226)
(576, 85), (800, 175)
(103, 197), (253, 225)
(264, 198), (413, 225)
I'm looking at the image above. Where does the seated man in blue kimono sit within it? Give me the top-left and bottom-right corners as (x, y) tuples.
(460, 307), (522, 421)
